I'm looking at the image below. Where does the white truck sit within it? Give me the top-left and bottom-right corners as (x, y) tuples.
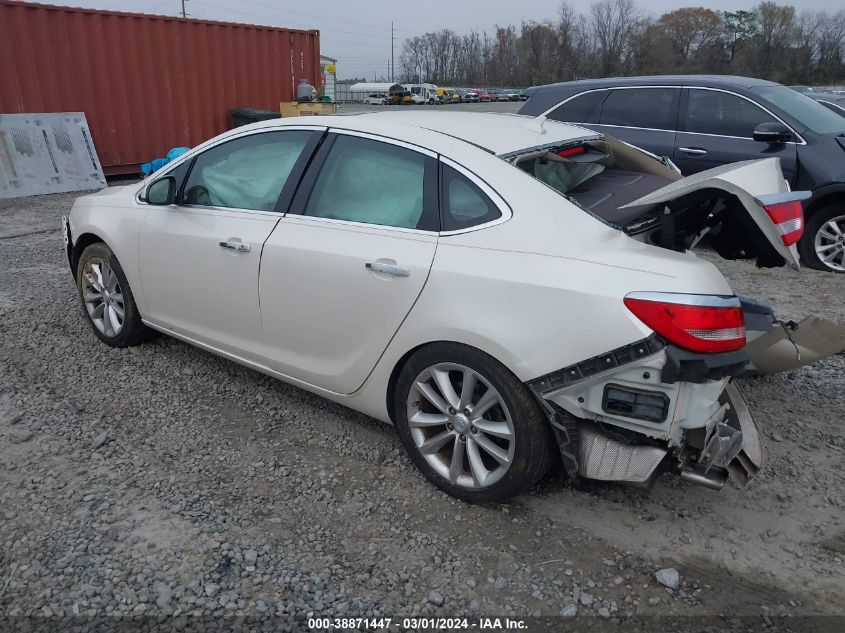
(405, 83), (440, 105)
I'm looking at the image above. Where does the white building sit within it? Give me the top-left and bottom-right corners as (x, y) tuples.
(348, 82), (403, 102)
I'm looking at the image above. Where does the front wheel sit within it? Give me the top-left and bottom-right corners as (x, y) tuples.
(800, 204), (845, 272)
(393, 343), (555, 503)
(76, 242), (150, 347)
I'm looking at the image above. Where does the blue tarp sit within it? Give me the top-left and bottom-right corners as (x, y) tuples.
(140, 147), (190, 177)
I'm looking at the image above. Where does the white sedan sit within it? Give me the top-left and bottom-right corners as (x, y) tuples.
(363, 94), (388, 106)
(64, 112), (814, 502)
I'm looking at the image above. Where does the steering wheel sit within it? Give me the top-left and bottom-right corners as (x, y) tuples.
(184, 184), (212, 206)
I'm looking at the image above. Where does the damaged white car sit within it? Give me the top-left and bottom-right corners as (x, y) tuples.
(62, 112), (845, 502)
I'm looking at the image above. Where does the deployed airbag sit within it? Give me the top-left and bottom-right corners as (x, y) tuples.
(202, 142), (302, 211)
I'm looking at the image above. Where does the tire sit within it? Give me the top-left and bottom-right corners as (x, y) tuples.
(799, 203), (845, 272)
(393, 343), (556, 503)
(76, 242), (150, 347)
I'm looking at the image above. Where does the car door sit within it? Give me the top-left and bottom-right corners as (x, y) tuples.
(674, 88), (798, 181)
(259, 131), (439, 394)
(138, 127), (323, 359)
(593, 87), (680, 159)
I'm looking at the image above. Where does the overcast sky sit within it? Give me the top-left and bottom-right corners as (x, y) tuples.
(39, 0), (835, 79)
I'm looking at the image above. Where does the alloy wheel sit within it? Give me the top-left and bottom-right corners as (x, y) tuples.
(406, 363), (515, 489)
(814, 214), (845, 272)
(81, 258), (125, 337)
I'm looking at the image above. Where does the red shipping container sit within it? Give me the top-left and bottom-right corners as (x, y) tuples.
(0, 0), (321, 174)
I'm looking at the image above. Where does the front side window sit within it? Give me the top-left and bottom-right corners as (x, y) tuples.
(685, 89), (776, 138)
(548, 91), (605, 124)
(753, 85), (845, 135)
(599, 88), (677, 130)
(182, 131), (314, 211)
(441, 165), (501, 232)
(304, 135), (435, 230)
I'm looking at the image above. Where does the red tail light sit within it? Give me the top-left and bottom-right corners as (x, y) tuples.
(763, 200), (804, 246)
(624, 293), (746, 353)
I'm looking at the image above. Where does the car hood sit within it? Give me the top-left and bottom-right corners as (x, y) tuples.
(620, 158), (807, 269)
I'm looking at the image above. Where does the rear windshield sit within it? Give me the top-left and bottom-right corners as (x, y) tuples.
(753, 86), (845, 135)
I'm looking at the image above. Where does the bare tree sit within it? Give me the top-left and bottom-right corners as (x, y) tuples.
(590, 0), (641, 75)
(396, 0), (844, 88)
(817, 10), (845, 82)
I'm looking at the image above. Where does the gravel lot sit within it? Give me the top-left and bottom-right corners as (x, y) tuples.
(1, 178), (843, 631)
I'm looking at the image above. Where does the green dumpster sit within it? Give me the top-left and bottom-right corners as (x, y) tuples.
(230, 108), (282, 128)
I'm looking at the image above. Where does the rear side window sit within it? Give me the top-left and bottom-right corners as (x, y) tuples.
(182, 131), (314, 211)
(547, 91), (605, 124)
(440, 165), (501, 232)
(599, 88), (677, 130)
(304, 135), (437, 231)
(685, 89), (776, 138)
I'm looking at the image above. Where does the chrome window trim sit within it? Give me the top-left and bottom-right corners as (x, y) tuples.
(816, 99), (845, 115)
(625, 291), (741, 308)
(540, 85), (806, 145)
(438, 155), (513, 236)
(150, 204), (286, 218)
(134, 126), (328, 208)
(325, 127), (438, 158)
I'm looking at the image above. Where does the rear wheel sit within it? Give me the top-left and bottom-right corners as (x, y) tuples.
(76, 242), (150, 347)
(800, 203), (845, 272)
(393, 343), (555, 503)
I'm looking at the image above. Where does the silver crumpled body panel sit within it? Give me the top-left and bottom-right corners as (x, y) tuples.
(746, 316), (845, 375)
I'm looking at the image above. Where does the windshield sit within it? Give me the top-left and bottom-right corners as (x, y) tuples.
(753, 86), (845, 135)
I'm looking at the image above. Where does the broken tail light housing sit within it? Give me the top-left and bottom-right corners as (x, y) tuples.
(763, 199), (804, 246)
(624, 292), (746, 353)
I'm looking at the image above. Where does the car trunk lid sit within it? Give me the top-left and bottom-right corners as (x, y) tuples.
(619, 158), (809, 269)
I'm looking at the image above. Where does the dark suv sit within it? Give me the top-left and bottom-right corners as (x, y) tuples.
(520, 75), (845, 272)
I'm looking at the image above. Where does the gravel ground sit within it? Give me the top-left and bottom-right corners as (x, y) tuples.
(0, 188), (843, 632)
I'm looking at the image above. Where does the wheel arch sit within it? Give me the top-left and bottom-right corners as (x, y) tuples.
(805, 186), (845, 218)
(384, 339), (519, 424)
(71, 232), (107, 276)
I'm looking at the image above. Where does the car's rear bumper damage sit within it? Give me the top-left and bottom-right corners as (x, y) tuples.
(530, 292), (843, 491)
(530, 336), (765, 491)
(741, 294), (845, 374)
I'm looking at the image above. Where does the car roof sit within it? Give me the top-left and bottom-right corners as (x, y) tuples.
(252, 111), (598, 156)
(810, 93), (845, 103)
(530, 75), (780, 92)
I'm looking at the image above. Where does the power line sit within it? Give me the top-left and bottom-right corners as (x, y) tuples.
(234, 0), (427, 37)
(190, 0), (401, 48)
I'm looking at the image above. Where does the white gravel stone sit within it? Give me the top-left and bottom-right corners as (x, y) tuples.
(655, 568), (680, 590)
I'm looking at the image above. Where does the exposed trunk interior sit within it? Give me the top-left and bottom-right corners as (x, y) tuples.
(511, 135), (789, 268)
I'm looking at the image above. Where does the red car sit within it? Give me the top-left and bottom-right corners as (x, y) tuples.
(470, 89), (491, 102)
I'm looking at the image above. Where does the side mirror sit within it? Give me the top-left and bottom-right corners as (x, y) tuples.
(753, 122), (792, 144)
(144, 176), (177, 205)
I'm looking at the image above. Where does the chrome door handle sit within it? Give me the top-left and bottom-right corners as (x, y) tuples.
(678, 147), (707, 156)
(219, 240), (251, 253)
(366, 261), (410, 277)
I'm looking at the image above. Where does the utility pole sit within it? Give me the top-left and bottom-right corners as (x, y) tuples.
(387, 59), (390, 83)
(180, 0), (186, 18)
(391, 21), (395, 83)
